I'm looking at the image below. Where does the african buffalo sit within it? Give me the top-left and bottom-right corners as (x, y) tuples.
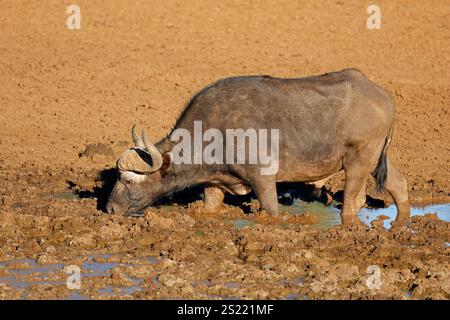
(106, 68), (410, 225)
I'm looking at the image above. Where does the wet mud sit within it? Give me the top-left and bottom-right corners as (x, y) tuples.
(1, 0), (450, 300)
(0, 168), (449, 300)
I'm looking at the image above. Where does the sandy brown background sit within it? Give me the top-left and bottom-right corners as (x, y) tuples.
(0, 0), (449, 198)
(0, 1), (450, 300)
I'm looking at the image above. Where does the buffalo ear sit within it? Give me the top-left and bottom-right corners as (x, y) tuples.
(159, 152), (173, 176)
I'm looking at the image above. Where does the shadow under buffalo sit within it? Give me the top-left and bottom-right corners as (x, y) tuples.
(70, 170), (386, 214)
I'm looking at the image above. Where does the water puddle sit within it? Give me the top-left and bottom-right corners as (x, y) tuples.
(280, 199), (450, 229)
(278, 277), (305, 286)
(233, 219), (256, 230)
(66, 292), (91, 300)
(0, 259), (65, 291)
(192, 279), (213, 287)
(230, 200), (449, 231)
(358, 203), (450, 229)
(279, 200), (341, 228)
(82, 259), (119, 277)
(98, 283), (143, 296)
(205, 293), (240, 300)
(403, 289), (414, 299)
(283, 293), (309, 300)
(225, 282), (243, 289)
(0, 254), (159, 299)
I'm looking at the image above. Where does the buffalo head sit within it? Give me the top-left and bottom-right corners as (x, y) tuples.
(106, 125), (171, 215)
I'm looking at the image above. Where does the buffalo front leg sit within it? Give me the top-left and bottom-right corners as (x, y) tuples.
(250, 175), (279, 215)
(204, 186), (225, 213)
(384, 158), (410, 226)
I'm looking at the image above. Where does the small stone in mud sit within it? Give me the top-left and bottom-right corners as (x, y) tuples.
(53, 230), (66, 243)
(39, 191), (79, 201)
(193, 230), (205, 237)
(36, 254), (58, 264)
(297, 249), (313, 259)
(224, 241), (238, 256)
(371, 217), (386, 229)
(158, 273), (185, 287)
(11, 202), (25, 209)
(145, 211), (175, 229)
(79, 143), (114, 159)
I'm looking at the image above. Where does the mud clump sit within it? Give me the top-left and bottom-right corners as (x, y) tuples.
(80, 143), (114, 160)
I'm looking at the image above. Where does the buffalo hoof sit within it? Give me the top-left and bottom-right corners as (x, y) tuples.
(203, 204), (222, 214)
(203, 186), (225, 214)
(390, 216), (411, 229)
(341, 215), (364, 225)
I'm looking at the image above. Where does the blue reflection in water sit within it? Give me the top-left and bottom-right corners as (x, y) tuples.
(280, 199), (450, 229)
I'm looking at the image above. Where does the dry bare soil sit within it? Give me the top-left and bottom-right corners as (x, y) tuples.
(0, 0), (449, 299)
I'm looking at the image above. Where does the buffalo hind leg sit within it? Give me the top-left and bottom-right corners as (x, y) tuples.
(341, 173), (368, 225)
(204, 186), (225, 213)
(250, 175), (279, 215)
(341, 146), (376, 225)
(383, 158), (410, 226)
(355, 179), (367, 210)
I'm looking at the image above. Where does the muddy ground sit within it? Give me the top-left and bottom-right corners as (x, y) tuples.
(0, 1), (449, 299)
